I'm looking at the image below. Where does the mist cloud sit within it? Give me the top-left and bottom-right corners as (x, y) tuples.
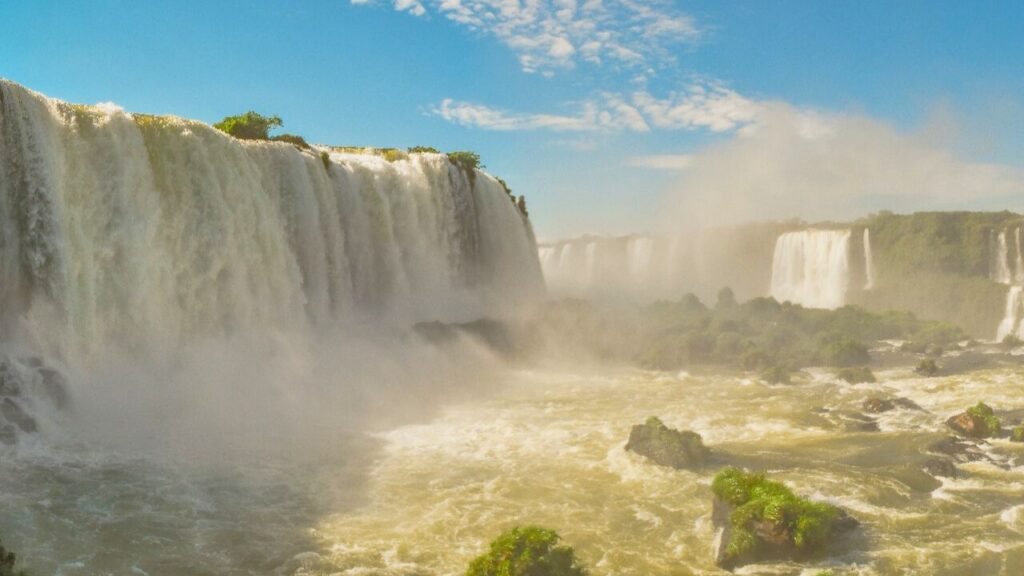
(665, 101), (1024, 229)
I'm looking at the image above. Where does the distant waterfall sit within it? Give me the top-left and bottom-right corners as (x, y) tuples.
(992, 224), (1024, 340)
(538, 235), (686, 302)
(0, 80), (543, 356)
(863, 228), (877, 290)
(997, 286), (1024, 341)
(770, 230), (852, 309)
(992, 231), (1013, 285)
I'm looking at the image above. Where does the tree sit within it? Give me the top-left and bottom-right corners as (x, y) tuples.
(214, 111), (283, 140)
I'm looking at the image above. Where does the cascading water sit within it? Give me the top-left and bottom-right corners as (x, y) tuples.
(996, 286), (1024, 341)
(0, 80), (543, 358)
(538, 234), (686, 303)
(992, 224), (1024, 340)
(770, 229), (852, 309)
(863, 228), (877, 290)
(991, 230), (1013, 285)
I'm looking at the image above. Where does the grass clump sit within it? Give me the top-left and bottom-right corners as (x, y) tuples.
(270, 133), (312, 150)
(836, 366), (875, 384)
(466, 526), (586, 576)
(712, 468), (844, 564)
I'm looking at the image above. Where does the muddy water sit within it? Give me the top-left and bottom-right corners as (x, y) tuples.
(315, 367), (1024, 575)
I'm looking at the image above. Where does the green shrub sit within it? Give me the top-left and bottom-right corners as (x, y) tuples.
(213, 111), (282, 140)
(408, 145), (440, 154)
(966, 402), (1001, 436)
(836, 366), (875, 384)
(819, 336), (869, 367)
(711, 468), (844, 563)
(466, 526), (586, 576)
(1011, 426), (1024, 442)
(915, 359), (938, 377)
(448, 151), (483, 171)
(270, 133), (311, 150)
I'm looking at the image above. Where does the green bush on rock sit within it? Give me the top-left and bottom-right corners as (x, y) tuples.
(466, 526), (586, 576)
(1011, 426), (1024, 442)
(915, 359), (938, 377)
(819, 336), (869, 367)
(624, 416), (709, 469)
(711, 468), (856, 570)
(947, 402), (1001, 438)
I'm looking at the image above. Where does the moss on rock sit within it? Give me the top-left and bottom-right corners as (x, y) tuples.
(946, 402), (1001, 438)
(711, 468), (857, 570)
(466, 526), (586, 576)
(1011, 426), (1024, 442)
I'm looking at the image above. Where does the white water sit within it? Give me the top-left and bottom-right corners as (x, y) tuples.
(992, 225), (1024, 340)
(996, 286), (1024, 341)
(770, 229), (852, 309)
(863, 228), (877, 290)
(0, 80), (543, 358)
(539, 235), (686, 303)
(992, 231), (1014, 285)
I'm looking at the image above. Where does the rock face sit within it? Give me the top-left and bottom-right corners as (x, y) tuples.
(946, 402), (1001, 438)
(625, 416), (709, 469)
(711, 468), (857, 571)
(0, 355), (70, 445)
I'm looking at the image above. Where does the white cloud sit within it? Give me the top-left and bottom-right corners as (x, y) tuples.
(430, 82), (757, 134)
(432, 95), (650, 132)
(351, 0), (699, 75)
(626, 154), (692, 170)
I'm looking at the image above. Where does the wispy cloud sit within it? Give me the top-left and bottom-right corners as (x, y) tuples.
(351, 0), (699, 75)
(626, 154), (692, 170)
(430, 82), (757, 134)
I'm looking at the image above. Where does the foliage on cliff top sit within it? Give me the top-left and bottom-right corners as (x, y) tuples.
(213, 111), (282, 140)
(466, 526), (586, 576)
(712, 468), (843, 562)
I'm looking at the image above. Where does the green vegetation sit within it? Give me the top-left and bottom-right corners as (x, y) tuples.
(624, 294), (965, 374)
(447, 150), (483, 171)
(914, 359), (938, 377)
(836, 366), (875, 384)
(270, 133), (311, 150)
(213, 111), (282, 140)
(496, 177), (513, 197)
(624, 416), (709, 469)
(712, 468), (846, 564)
(466, 526), (586, 576)
(967, 402), (1001, 436)
(320, 151), (331, 170)
(408, 145), (440, 154)
(1011, 426), (1024, 442)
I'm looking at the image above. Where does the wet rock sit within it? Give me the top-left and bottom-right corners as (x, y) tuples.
(946, 402), (1001, 439)
(927, 436), (992, 464)
(863, 396), (924, 413)
(625, 416), (709, 469)
(922, 458), (958, 478)
(38, 367), (70, 410)
(0, 361), (20, 397)
(1, 398), (36, 433)
(711, 468), (858, 571)
(0, 424), (16, 446)
(915, 359), (939, 377)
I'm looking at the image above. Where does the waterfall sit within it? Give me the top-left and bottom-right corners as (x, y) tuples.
(770, 230), (852, 309)
(537, 234), (686, 302)
(997, 286), (1024, 341)
(863, 228), (877, 290)
(1015, 227), (1024, 283)
(992, 230), (1013, 284)
(0, 80), (543, 356)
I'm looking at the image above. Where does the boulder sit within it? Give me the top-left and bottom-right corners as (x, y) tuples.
(862, 396), (923, 414)
(922, 458), (958, 478)
(625, 416), (709, 469)
(927, 436), (993, 465)
(946, 402), (1001, 439)
(711, 468), (857, 571)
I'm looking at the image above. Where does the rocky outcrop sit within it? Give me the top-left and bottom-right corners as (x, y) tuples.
(946, 402), (1001, 438)
(711, 468), (857, 571)
(625, 416), (709, 469)
(862, 396), (923, 414)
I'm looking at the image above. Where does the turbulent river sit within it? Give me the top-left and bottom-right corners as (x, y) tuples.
(4, 363), (1022, 575)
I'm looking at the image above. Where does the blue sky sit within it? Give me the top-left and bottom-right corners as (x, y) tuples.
(2, 0), (1023, 238)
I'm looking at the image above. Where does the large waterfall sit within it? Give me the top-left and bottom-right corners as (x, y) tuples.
(0, 80), (543, 357)
(538, 235), (687, 303)
(992, 224), (1024, 340)
(770, 230), (852, 309)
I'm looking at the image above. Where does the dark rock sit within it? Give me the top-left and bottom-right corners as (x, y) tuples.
(0, 538), (17, 576)
(625, 416), (709, 469)
(0, 361), (20, 397)
(0, 424), (16, 446)
(922, 458), (958, 478)
(1, 398), (36, 433)
(927, 436), (991, 464)
(862, 397), (895, 413)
